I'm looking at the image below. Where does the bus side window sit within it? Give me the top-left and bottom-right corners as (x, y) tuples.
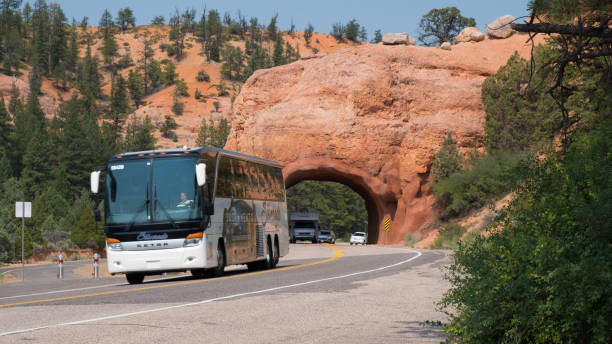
(216, 157), (232, 198)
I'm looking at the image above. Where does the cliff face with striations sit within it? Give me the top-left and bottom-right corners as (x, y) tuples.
(225, 35), (539, 244)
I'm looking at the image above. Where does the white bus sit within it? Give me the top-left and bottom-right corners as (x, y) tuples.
(90, 147), (289, 284)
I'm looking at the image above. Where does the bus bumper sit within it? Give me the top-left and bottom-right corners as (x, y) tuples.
(106, 242), (207, 275)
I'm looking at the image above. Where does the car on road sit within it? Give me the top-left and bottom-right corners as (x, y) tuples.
(316, 229), (335, 244)
(349, 232), (367, 245)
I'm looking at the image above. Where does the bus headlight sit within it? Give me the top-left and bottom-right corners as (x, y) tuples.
(183, 238), (201, 247)
(184, 232), (203, 247)
(107, 238), (123, 251)
(108, 243), (123, 251)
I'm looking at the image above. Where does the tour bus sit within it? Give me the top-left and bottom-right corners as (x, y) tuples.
(90, 147), (289, 284)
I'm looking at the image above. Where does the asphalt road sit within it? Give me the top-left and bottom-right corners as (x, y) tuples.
(0, 244), (450, 343)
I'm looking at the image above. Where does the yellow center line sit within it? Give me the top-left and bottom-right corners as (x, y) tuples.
(0, 244), (344, 309)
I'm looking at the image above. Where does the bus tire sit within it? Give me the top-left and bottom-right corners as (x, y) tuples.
(208, 241), (225, 277)
(126, 273), (144, 284)
(273, 236), (280, 267)
(191, 269), (206, 278)
(264, 238), (274, 269)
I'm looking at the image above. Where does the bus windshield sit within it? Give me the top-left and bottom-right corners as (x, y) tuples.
(105, 157), (201, 226)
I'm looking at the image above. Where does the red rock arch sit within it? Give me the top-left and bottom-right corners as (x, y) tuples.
(283, 158), (399, 244)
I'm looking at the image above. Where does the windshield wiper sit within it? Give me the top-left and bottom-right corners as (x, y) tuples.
(125, 184), (150, 231)
(153, 185), (178, 229)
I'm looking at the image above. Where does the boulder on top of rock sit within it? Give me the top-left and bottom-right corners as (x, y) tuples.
(440, 42), (452, 50)
(455, 27), (485, 43)
(486, 15), (515, 39)
(382, 33), (416, 45)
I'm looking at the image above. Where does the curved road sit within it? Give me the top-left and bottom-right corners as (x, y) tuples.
(0, 244), (450, 343)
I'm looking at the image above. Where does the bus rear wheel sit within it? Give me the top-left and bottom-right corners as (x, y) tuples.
(126, 273), (144, 284)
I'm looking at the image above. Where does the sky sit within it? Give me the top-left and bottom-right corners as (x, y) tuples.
(52, 0), (532, 41)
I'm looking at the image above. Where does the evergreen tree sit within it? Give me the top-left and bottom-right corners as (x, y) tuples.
(151, 16), (164, 25)
(53, 97), (93, 195)
(0, 98), (12, 149)
(432, 132), (462, 181)
(0, 146), (11, 183)
(196, 118), (230, 148)
(109, 74), (130, 129)
(159, 115), (177, 139)
(116, 7), (135, 32)
(146, 58), (163, 91)
(101, 28), (118, 67)
(207, 37), (220, 62)
(331, 22), (345, 41)
(20, 126), (50, 198)
(418, 7), (475, 46)
(70, 205), (104, 250)
(163, 60), (177, 85)
(99, 9), (114, 37)
(304, 23), (314, 46)
(30, 0), (50, 74)
(140, 35), (154, 94)
(266, 13), (278, 41)
(344, 19), (360, 41)
(221, 45), (243, 81)
(124, 115), (156, 152)
(371, 29), (382, 43)
(76, 43), (102, 102)
(49, 3), (68, 77)
(3, 29), (22, 74)
(127, 69), (144, 107)
(169, 9), (186, 59)
(273, 34), (285, 66)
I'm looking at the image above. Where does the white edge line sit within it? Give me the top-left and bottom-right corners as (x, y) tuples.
(0, 250), (422, 337)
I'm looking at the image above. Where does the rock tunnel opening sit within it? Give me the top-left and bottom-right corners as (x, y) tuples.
(283, 160), (398, 244)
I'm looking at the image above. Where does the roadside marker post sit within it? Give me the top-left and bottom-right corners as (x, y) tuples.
(15, 202), (32, 282)
(384, 217), (391, 246)
(93, 253), (100, 279)
(58, 254), (64, 279)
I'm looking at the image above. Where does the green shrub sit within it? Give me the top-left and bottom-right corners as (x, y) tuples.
(431, 223), (466, 249)
(404, 232), (420, 247)
(196, 70), (210, 82)
(440, 120), (612, 342)
(194, 88), (202, 99)
(172, 101), (184, 116)
(432, 152), (526, 220)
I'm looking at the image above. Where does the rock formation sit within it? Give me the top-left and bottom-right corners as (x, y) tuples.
(487, 14), (516, 39)
(225, 35), (538, 244)
(455, 27), (485, 43)
(382, 33), (416, 45)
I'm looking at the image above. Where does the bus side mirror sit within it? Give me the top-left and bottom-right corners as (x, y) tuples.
(196, 163), (206, 187)
(91, 171), (101, 194)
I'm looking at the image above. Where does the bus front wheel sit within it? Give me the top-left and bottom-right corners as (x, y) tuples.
(208, 243), (225, 277)
(126, 273), (144, 284)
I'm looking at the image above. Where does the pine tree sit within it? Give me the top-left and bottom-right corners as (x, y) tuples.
(49, 4), (68, 77)
(432, 132), (462, 181)
(266, 13), (278, 41)
(371, 29), (382, 43)
(196, 118), (230, 148)
(160, 115), (177, 139)
(169, 9), (186, 59)
(273, 34), (285, 66)
(30, 0), (50, 74)
(53, 97), (93, 195)
(146, 58), (163, 91)
(99, 9), (114, 37)
(0, 98), (13, 178)
(109, 74), (130, 129)
(163, 60), (177, 85)
(127, 70), (144, 107)
(304, 23), (314, 46)
(124, 115), (156, 151)
(140, 35), (154, 94)
(21, 126), (51, 198)
(116, 7), (135, 32)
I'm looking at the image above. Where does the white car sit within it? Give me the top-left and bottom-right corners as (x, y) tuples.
(349, 232), (367, 245)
